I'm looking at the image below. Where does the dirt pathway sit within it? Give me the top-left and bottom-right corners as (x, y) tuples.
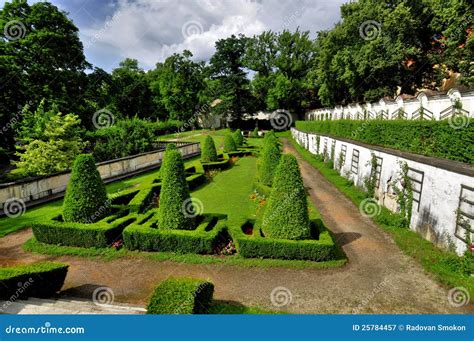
(0, 139), (471, 314)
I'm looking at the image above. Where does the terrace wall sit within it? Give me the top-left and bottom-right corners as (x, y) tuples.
(0, 142), (200, 213)
(292, 128), (474, 255)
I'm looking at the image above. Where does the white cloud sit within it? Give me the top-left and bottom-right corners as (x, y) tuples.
(79, 0), (349, 69)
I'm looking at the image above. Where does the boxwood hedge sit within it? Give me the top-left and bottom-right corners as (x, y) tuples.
(0, 262), (68, 299)
(223, 135), (237, 152)
(201, 136), (218, 162)
(295, 119), (474, 164)
(147, 278), (214, 314)
(233, 129), (244, 146)
(258, 138), (281, 186)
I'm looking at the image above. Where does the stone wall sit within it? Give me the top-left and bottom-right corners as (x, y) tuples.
(292, 128), (474, 255)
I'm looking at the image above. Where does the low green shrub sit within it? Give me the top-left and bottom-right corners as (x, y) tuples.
(295, 119), (474, 164)
(124, 214), (226, 254)
(147, 278), (214, 314)
(233, 129), (244, 146)
(223, 135), (237, 152)
(0, 262), (68, 299)
(201, 136), (218, 162)
(158, 148), (195, 230)
(62, 154), (109, 223)
(32, 215), (134, 248)
(261, 154), (311, 240)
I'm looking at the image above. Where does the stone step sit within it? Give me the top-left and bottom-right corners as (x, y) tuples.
(0, 298), (146, 315)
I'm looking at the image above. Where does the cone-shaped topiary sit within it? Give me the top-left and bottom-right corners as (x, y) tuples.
(201, 136), (218, 162)
(63, 154), (109, 223)
(158, 148), (195, 230)
(232, 129), (244, 146)
(259, 139), (281, 186)
(261, 154), (311, 240)
(251, 127), (259, 138)
(223, 134), (237, 152)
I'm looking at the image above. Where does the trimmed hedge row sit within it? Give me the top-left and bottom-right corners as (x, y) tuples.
(123, 214), (227, 254)
(295, 119), (474, 164)
(236, 224), (336, 261)
(32, 214), (134, 248)
(0, 262), (68, 300)
(147, 278), (214, 314)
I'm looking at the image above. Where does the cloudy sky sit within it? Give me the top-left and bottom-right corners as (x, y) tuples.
(2, 0), (348, 71)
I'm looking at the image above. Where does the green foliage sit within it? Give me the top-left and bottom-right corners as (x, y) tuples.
(259, 139), (281, 186)
(201, 136), (218, 162)
(237, 227), (336, 261)
(62, 154), (109, 223)
(296, 120), (474, 164)
(158, 149), (195, 230)
(0, 262), (68, 299)
(232, 129), (244, 146)
(223, 135), (237, 152)
(364, 152), (378, 198)
(14, 101), (85, 176)
(147, 278), (214, 314)
(393, 161), (414, 228)
(251, 128), (259, 138)
(261, 154), (311, 240)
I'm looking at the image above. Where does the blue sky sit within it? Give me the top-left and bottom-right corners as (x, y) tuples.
(1, 0), (348, 71)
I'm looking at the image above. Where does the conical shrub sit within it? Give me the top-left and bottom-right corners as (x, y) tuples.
(201, 136), (218, 162)
(158, 148), (195, 230)
(259, 139), (281, 186)
(233, 129), (244, 146)
(251, 127), (258, 138)
(261, 154), (311, 240)
(63, 154), (109, 223)
(223, 135), (237, 152)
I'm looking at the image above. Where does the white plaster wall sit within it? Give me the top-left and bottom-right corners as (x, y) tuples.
(292, 128), (474, 255)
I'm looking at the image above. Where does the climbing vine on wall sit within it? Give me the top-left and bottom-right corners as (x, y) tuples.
(364, 152), (378, 198)
(392, 161), (413, 228)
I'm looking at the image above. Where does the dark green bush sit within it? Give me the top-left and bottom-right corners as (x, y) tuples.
(158, 149), (195, 230)
(201, 136), (218, 162)
(0, 262), (68, 299)
(32, 215), (134, 248)
(124, 215), (226, 254)
(259, 139), (281, 186)
(147, 278), (214, 314)
(223, 135), (237, 152)
(62, 154), (109, 223)
(261, 154), (311, 240)
(233, 129), (244, 146)
(237, 228), (336, 261)
(295, 119), (474, 164)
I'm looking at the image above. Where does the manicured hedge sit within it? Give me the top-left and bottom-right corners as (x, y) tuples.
(261, 154), (311, 240)
(201, 136), (218, 162)
(0, 262), (68, 300)
(223, 135), (237, 152)
(124, 214), (226, 254)
(295, 119), (474, 164)
(258, 138), (281, 186)
(32, 215), (134, 248)
(147, 278), (214, 314)
(236, 225), (336, 261)
(63, 154), (109, 223)
(233, 129), (244, 146)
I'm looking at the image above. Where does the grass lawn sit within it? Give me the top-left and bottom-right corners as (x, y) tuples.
(287, 134), (474, 297)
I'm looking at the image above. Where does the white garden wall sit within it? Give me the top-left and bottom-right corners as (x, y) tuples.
(292, 128), (474, 255)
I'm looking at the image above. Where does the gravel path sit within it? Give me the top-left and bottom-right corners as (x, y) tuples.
(0, 138), (471, 314)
